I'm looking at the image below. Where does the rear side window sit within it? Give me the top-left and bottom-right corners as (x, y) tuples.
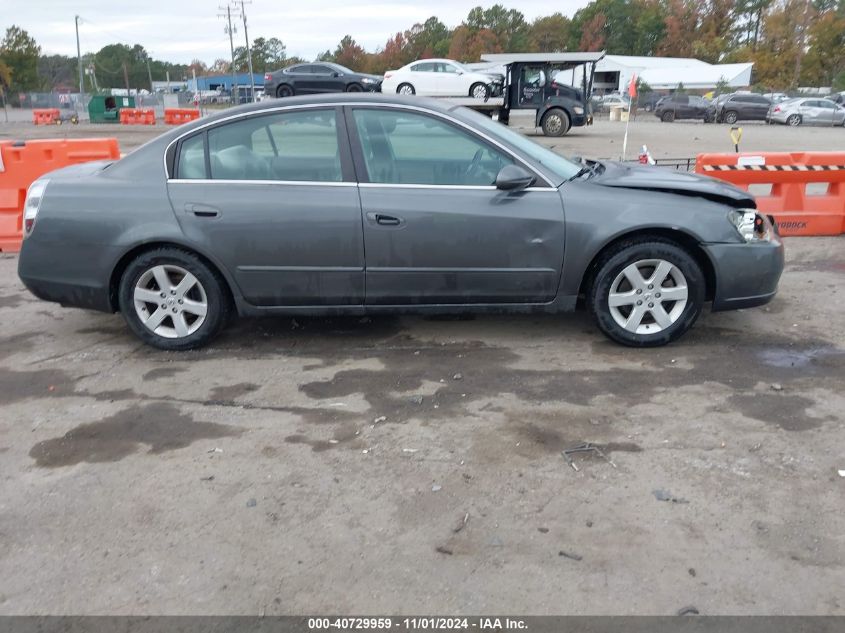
(201, 109), (342, 182)
(177, 134), (207, 179)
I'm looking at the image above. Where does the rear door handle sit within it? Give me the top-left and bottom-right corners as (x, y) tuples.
(185, 203), (221, 218)
(366, 212), (402, 226)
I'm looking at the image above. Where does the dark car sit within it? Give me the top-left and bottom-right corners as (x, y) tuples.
(18, 94), (783, 351)
(654, 94), (713, 122)
(716, 93), (772, 124)
(639, 92), (663, 112)
(264, 62), (382, 98)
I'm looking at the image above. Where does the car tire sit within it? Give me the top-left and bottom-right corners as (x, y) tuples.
(118, 247), (232, 351)
(397, 83), (415, 96)
(346, 83), (363, 92)
(588, 238), (705, 347)
(276, 84), (294, 98)
(723, 110), (738, 124)
(541, 108), (570, 136)
(469, 82), (489, 99)
(661, 110), (675, 123)
(787, 114), (802, 127)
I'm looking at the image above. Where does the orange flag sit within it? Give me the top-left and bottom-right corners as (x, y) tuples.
(628, 73), (638, 100)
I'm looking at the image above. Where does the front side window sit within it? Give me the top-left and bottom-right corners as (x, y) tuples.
(353, 108), (513, 186)
(205, 109), (342, 182)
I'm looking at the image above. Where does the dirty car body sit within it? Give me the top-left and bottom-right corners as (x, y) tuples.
(18, 94), (784, 350)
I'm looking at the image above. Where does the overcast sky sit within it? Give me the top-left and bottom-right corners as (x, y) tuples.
(8, 0), (590, 64)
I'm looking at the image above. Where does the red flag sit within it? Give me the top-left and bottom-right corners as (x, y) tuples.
(628, 73), (638, 100)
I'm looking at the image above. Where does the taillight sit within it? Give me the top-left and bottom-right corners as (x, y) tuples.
(23, 179), (49, 237)
(264, 73), (272, 81)
(384, 72), (393, 79)
(773, 106), (781, 113)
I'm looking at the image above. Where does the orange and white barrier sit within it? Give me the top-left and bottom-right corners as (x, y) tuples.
(696, 152), (845, 236)
(0, 139), (120, 252)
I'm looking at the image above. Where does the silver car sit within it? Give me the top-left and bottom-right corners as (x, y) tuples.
(18, 94), (784, 351)
(767, 98), (845, 126)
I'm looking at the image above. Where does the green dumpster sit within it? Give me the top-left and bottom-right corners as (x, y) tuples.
(88, 95), (135, 123)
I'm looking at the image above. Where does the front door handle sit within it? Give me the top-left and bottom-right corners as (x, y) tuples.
(367, 212), (402, 226)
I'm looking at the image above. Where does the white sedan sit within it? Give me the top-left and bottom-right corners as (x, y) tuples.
(382, 59), (500, 99)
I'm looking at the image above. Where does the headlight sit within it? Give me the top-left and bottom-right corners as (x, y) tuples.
(728, 208), (772, 242)
(361, 78), (375, 84)
(23, 178), (49, 237)
(573, 106), (584, 115)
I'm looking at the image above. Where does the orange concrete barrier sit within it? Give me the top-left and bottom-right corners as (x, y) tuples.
(696, 152), (845, 236)
(0, 138), (120, 252)
(163, 108), (201, 125)
(119, 108), (156, 125)
(32, 109), (61, 125)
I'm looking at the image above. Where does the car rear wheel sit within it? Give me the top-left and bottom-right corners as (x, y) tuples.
(661, 110), (675, 123)
(541, 109), (570, 136)
(470, 82), (489, 99)
(276, 84), (294, 98)
(588, 239), (705, 347)
(346, 83), (363, 92)
(397, 83), (415, 96)
(787, 114), (802, 126)
(118, 248), (231, 351)
(723, 110), (738, 124)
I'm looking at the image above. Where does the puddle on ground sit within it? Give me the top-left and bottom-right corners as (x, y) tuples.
(727, 394), (827, 431)
(208, 382), (260, 402)
(142, 366), (188, 381)
(29, 402), (241, 468)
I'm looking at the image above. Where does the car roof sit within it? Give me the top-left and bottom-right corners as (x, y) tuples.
(172, 93), (460, 131)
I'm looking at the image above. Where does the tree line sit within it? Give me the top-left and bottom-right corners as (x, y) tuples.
(1, 0), (843, 103)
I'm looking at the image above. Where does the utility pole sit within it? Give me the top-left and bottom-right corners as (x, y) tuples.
(75, 15), (83, 94)
(122, 62), (130, 95)
(145, 55), (153, 92)
(239, 0), (256, 102)
(218, 5), (238, 103)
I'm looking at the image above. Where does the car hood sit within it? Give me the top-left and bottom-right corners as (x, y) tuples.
(478, 72), (504, 83)
(590, 161), (755, 206)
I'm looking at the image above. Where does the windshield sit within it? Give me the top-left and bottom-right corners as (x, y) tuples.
(331, 63), (354, 74)
(459, 108), (581, 183)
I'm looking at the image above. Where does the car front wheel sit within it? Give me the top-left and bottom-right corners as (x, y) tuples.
(118, 248), (231, 351)
(397, 83), (415, 96)
(588, 239), (705, 347)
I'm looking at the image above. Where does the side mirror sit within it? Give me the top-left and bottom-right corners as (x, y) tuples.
(496, 165), (536, 191)
(333, 71), (341, 77)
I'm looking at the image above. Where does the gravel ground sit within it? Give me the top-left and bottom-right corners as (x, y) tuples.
(0, 105), (843, 616)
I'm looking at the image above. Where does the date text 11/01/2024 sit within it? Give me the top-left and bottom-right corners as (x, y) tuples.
(307, 617), (528, 630)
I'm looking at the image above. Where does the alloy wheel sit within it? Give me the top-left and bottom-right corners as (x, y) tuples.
(608, 259), (689, 334)
(133, 265), (208, 338)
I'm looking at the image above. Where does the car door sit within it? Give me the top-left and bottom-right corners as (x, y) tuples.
(752, 96), (772, 120)
(409, 62), (438, 95)
(307, 65), (341, 93)
(167, 106), (365, 307)
(799, 100), (822, 123)
(346, 105), (565, 305)
(814, 100), (839, 125)
(437, 62), (467, 96)
(284, 65), (313, 94)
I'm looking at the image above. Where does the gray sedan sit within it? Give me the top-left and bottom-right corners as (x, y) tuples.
(767, 98), (845, 126)
(18, 94), (784, 350)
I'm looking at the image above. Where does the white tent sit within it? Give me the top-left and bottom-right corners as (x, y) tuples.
(594, 55), (753, 93)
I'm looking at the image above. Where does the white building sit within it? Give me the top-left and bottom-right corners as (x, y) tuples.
(593, 55), (753, 94)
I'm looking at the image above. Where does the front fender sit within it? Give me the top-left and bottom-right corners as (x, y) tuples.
(558, 181), (743, 297)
